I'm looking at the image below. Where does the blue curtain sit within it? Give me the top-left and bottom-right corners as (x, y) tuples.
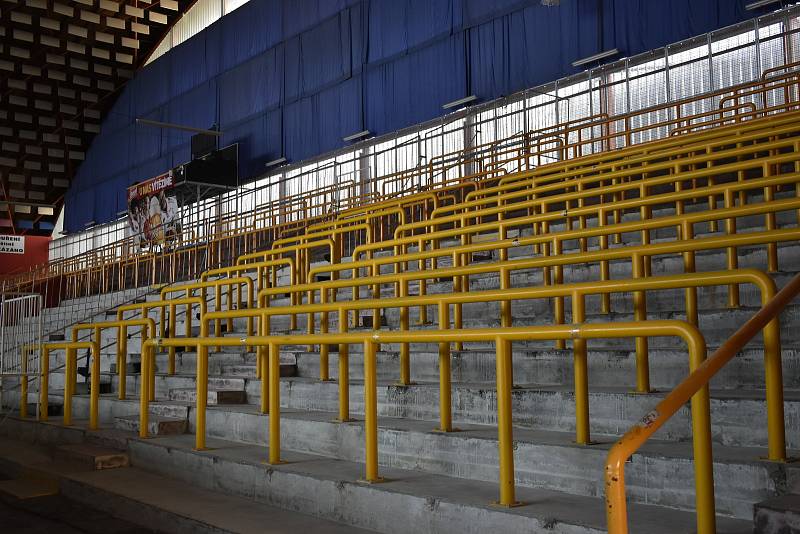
(65, 0), (765, 232)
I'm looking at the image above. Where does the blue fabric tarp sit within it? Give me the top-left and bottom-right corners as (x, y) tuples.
(65, 0), (765, 232)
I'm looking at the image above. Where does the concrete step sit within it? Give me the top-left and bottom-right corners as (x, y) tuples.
(754, 494), (800, 533)
(41, 374), (800, 453)
(290, 346), (800, 390)
(220, 364), (297, 378)
(195, 405), (800, 520)
(273, 378), (800, 451)
(0, 432), (370, 534)
(168, 387), (247, 405)
(54, 443), (129, 470)
(0, 478), (60, 500)
(126, 433), (752, 534)
(114, 414), (187, 436)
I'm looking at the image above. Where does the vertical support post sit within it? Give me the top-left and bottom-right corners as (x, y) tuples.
(418, 239), (429, 325)
(119, 324), (127, 400)
(19, 347), (28, 418)
(269, 342), (281, 465)
(399, 279), (411, 385)
(139, 343), (150, 439)
(573, 294), (590, 445)
(215, 286), (222, 352)
(39, 347), (49, 421)
(63, 347), (74, 426)
(362, 340), (381, 482)
(723, 190), (740, 308)
(68, 345), (77, 399)
(320, 288), (330, 381)
(682, 221), (698, 327)
(168, 304), (176, 374)
(688, 344), (715, 534)
(338, 308), (350, 422)
(632, 253), (650, 393)
(598, 209), (611, 314)
(765, 182), (779, 273)
(196, 341), (208, 449)
(763, 291), (787, 461)
(553, 238), (566, 350)
(437, 304), (452, 432)
(495, 337), (517, 506)
(260, 344), (269, 414)
(89, 341), (100, 430)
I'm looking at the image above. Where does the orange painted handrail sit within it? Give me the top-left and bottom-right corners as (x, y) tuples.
(605, 272), (800, 534)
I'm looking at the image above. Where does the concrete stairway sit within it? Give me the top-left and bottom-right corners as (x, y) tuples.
(4, 197), (800, 532)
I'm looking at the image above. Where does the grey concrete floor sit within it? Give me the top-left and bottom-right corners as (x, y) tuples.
(0, 490), (154, 533)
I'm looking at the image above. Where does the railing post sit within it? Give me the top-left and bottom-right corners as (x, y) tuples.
(399, 278), (411, 386)
(63, 347), (74, 426)
(19, 347), (28, 419)
(39, 347), (49, 422)
(631, 253), (651, 393)
(139, 342), (150, 439)
(89, 341), (100, 430)
(268, 341), (282, 465)
(196, 328), (209, 450)
(168, 303), (176, 374)
(436, 303), (452, 432)
(572, 293), (590, 445)
(723, 189), (740, 308)
(494, 337), (518, 506)
(337, 308), (351, 422)
(553, 237), (566, 350)
(119, 324), (127, 399)
(362, 340), (382, 482)
(762, 292), (787, 461)
(320, 287), (330, 381)
(682, 221), (699, 327)
(688, 341), (715, 534)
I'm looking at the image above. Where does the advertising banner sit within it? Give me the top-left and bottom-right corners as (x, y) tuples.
(127, 170), (182, 246)
(0, 235), (24, 254)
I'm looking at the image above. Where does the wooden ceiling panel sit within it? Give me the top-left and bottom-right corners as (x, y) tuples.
(0, 0), (192, 235)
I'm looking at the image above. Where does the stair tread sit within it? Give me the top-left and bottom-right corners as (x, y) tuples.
(202, 403), (800, 467)
(137, 433), (753, 534)
(0, 435), (368, 533)
(114, 414), (184, 423)
(56, 442), (126, 457)
(278, 376), (800, 401)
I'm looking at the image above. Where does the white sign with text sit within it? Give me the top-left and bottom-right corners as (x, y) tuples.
(0, 235), (24, 255)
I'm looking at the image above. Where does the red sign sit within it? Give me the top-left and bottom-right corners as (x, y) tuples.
(127, 170), (174, 202)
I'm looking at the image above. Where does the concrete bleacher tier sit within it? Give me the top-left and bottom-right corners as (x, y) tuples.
(3, 107), (800, 534)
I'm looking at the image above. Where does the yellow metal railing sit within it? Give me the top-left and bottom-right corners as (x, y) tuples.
(605, 272), (800, 534)
(142, 320), (705, 509)
(12, 69), (800, 300)
(71, 318), (157, 400)
(117, 296), (205, 381)
(39, 341), (100, 429)
(283, 198), (800, 388)
(250, 268), (783, 450)
(161, 277), (254, 353)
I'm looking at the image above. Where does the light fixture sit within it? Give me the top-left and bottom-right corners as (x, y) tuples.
(343, 130), (371, 142)
(746, 0), (782, 9)
(442, 95), (478, 110)
(572, 48), (620, 67)
(135, 118), (223, 136)
(541, 0), (560, 5)
(84, 220), (96, 227)
(265, 157), (288, 168)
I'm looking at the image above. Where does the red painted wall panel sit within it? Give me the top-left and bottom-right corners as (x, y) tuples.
(0, 236), (51, 275)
